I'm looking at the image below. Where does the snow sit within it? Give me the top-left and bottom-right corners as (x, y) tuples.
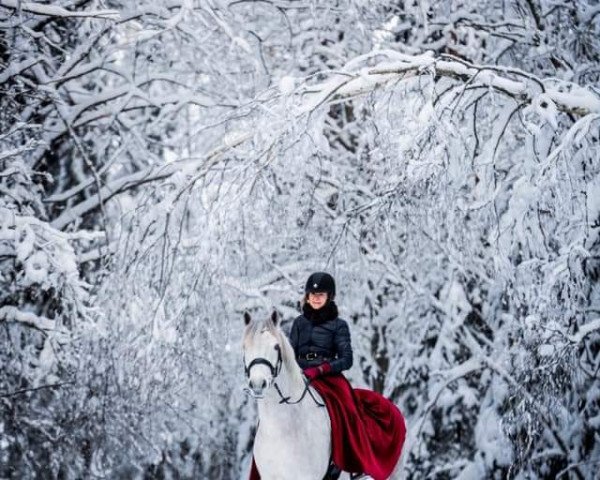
(0, 0), (119, 19)
(279, 76), (296, 96)
(533, 94), (559, 129)
(0, 306), (57, 331)
(569, 318), (600, 343)
(549, 88), (600, 114)
(24, 250), (49, 285)
(2, 1), (599, 478)
(454, 458), (486, 480)
(15, 224), (35, 261)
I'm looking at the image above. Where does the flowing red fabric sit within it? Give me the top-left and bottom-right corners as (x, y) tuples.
(249, 374), (406, 480)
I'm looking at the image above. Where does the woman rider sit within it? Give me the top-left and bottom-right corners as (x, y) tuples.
(287, 272), (405, 480)
(289, 272), (352, 383)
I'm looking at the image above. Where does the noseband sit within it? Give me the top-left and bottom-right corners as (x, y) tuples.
(244, 344), (282, 379)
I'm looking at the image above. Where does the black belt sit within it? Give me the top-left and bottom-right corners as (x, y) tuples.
(302, 352), (331, 361)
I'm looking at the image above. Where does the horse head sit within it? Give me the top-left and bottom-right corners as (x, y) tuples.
(242, 311), (283, 398)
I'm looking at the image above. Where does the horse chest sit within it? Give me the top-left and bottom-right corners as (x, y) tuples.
(255, 402), (330, 479)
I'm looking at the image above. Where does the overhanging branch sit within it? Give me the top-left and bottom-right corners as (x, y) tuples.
(299, 51), (600, 117)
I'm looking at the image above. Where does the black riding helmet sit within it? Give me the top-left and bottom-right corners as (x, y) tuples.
(305, 272), (336, 300)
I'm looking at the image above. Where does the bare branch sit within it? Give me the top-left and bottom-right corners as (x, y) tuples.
(0, 382), (73, 398)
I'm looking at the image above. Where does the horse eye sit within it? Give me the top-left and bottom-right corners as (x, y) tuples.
(274, 344), (280, 351)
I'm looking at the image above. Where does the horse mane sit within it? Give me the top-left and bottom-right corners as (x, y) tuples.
(272, 324), (303, 378)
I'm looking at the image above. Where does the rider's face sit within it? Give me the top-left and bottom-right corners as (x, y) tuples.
(307, 292), (328, 310)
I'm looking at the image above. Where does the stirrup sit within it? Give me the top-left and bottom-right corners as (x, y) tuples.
(323, 462), (342, 480)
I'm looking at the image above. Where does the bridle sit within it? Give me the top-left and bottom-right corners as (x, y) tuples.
(244, 344), (324, 407)
(244, 344), (283, 379)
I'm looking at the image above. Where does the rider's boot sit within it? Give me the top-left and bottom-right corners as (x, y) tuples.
(323, 462), (342, 480)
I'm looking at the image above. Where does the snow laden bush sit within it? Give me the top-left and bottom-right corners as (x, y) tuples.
(79, 174), (247, 478)
(0, 0), (252, 475)
(0, 127), (96, 476)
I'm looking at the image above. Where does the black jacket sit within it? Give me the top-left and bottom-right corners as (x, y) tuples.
(288, 301), (353, 374)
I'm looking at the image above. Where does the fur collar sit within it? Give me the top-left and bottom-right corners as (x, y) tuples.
(302, 301), (338, 324)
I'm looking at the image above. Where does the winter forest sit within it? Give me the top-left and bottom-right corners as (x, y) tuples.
(1, 0), (600, 478)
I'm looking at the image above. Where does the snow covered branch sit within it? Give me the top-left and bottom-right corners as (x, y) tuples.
(299, 51), (600, 116)
(49, 130), (251, 230)
(0, 382), (73, 399)
(569, 319), (600, 344)
(0, 305), (59, 332)
(0, 0), (119, 19)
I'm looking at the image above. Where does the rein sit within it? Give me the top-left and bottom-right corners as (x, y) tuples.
(273, 377), (325, 407)
(244, 344), (325, 408)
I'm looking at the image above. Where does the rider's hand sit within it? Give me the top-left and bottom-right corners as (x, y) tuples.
(303, 362), (332, 380)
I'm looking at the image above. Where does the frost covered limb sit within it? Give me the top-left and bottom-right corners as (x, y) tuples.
(0, 305), (59, 332)
(0, 57), (45, 84)
(298, 51), (600, 116)
(49, 129), (251, 230)
(0, 0), (119, 19)
(569, 318), (600, 344)
(0, 382), (73, 399)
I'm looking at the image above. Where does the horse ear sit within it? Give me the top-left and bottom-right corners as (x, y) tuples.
(271, 310), (278, 326)
(244, 312), (252, 325)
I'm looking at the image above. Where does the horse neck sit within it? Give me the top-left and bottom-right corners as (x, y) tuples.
(260, 348), (307, 410)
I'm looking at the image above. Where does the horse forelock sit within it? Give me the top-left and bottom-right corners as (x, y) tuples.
(243, 317), (260, 344)
(242, 316), (299, 374)
(243, 316), (276, 351)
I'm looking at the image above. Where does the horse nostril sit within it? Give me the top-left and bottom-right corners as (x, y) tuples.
(249, 378), (264, 391)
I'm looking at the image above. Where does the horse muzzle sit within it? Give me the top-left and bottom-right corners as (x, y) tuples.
(246, 377), (270, 398)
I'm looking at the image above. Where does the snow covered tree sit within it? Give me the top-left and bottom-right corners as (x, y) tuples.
(1, 1), (599, 478)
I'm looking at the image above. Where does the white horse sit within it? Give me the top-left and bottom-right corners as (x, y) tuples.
(243, 311), (332, 480)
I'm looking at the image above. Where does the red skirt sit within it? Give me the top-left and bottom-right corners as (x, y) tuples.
(250, 374), (406, 480)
